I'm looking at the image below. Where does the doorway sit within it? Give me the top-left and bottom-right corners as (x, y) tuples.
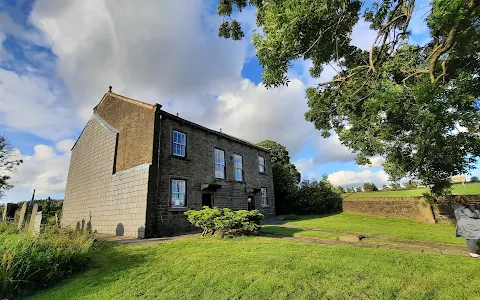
(202, 194), (213, 208)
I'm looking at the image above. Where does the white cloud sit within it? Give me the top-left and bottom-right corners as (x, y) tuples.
(359, 156), (386, 168)
(30, 0), (250, 123)
(9, 142), (71, 196)
(0, 30), (5, 60)
(313, 133), (356, 164)
(351, 19), (377, 51)
(294, 158), (315, 175)
(0, 68), (78, 140)
(55, 139), (75, 153)
(0, 12), (46, 46)
(328, 169), (389, 188)
(211, 78), (311, 155)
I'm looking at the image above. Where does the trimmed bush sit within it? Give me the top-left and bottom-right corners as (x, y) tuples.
(185, 207), (263, 236)
(0, 224), (96, 298)
(283, 214), (299, 220)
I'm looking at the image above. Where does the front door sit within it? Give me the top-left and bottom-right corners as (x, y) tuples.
(202, 194), (213, 208)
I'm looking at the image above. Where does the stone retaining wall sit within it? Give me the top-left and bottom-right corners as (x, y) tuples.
(343, 197), (435, 223)
(343, 195), (480, 223)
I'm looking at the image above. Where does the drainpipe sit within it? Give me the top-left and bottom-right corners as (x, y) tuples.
(153, 105), (163, 237)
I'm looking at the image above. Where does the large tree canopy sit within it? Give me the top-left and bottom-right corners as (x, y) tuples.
(218, 0), (480, 195)
(257, 140), (301, 183)
(0, 135), (23, 199)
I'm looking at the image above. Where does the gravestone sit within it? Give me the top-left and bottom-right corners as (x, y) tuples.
(2, 203), (18, 221)
(17, 202), (27, 230)
(1, 205), (6, 221)
(54, 213), (61, 227)
(28, 203), (40, 233)
(33, 211), (44, 234)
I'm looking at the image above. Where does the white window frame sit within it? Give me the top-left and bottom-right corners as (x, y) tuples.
(258, 156), (265, 173)
(172, 130), (186, 157)
(261, 187), (268, 207)
(214, 148), (225, 179)
(233, 154), (243, 181)
(171, 179), (186, 207)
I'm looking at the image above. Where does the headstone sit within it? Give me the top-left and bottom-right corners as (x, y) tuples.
(1, 205), (6, 221)
(33, 211), (44, 234)
(28, 203), (39, 233)
(54, 213), (60, 227)
(17, 202), (27, 230)
(2, 203), (18, 221)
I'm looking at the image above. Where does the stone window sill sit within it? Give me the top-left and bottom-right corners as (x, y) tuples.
(259, 172), (267, 175)
(171, 155), (191, 161)
(261, 205), (270, 208)
(169, 207), (189, 212)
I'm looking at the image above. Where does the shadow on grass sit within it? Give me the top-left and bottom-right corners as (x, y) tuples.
(278, 212), (342, 225)
(261, 226), (305, 237)
(31, 241), (148, 299)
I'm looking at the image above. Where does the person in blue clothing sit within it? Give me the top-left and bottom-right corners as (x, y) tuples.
(453, 196), (480, 258)
(247, 197), (255, 211)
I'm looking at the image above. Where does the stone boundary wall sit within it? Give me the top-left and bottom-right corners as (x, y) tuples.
(62, 114), (149, 238)
(343, 195), (480, 224)
(342, 197), (435, 223)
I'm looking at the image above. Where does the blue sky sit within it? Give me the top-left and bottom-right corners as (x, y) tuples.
(1, 0), (479, 203)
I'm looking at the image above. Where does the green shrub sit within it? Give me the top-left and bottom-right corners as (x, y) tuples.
(294, 178), (343, 215)
(283, 214), (299, 220)
(0, 225), (96, 298)
(185, 207), (263, 236)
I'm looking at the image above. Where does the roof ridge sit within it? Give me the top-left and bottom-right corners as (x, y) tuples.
(107, 92), (156, 109)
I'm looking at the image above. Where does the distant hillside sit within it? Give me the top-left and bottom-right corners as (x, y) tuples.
(344, 182), (480, 199)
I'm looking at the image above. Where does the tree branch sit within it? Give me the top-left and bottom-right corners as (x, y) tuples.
(428, 22), (459, 82)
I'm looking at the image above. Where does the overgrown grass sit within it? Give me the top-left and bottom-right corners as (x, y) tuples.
(0, 223), (96, 299)
(344, 182), (480, 198)
(283, 213), (462, 245)
(31, 236), (480, 299)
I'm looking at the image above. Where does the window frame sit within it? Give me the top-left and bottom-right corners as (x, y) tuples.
(170, 179), (187, 208)
(258, 156), (265, 173)
(261, 187), (268, 207)
(172, 130), (187, 157)
(214, 148), (226, 179)
(233, 153), (243, 182)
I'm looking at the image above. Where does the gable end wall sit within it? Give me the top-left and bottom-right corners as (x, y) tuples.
(62, 115), (149, 238)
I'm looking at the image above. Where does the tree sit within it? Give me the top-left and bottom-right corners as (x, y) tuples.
(363, 182), (378, 192)
(271, 163), (298, 214)
(470, 176), (480, 182)
(404, 179), (419, 189)
(391, 183), (401, 190)
(217, 0), (480, 196)
(356, 187), (363, 192)
(256, 140), (300, 214)
(0, 135), (23, 199)
(257, 140), (301, 183)
(295, 178), (342, 214)
(337, 186), (346, 193)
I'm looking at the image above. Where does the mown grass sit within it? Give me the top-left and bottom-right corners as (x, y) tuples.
(344, 182), (480, 198)
(283, 213), (462, 245)
(30, 236), (480, 300)
(262, 225), (340, 240)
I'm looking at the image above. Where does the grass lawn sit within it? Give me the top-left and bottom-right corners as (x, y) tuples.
(262, 225), (340, 240)
(345, 182), (480, 198)
(282, 213), (462, 245)
(30, 236), (480, 300)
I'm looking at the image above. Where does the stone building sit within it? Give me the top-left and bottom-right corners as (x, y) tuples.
(62, 91), (275, 238)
